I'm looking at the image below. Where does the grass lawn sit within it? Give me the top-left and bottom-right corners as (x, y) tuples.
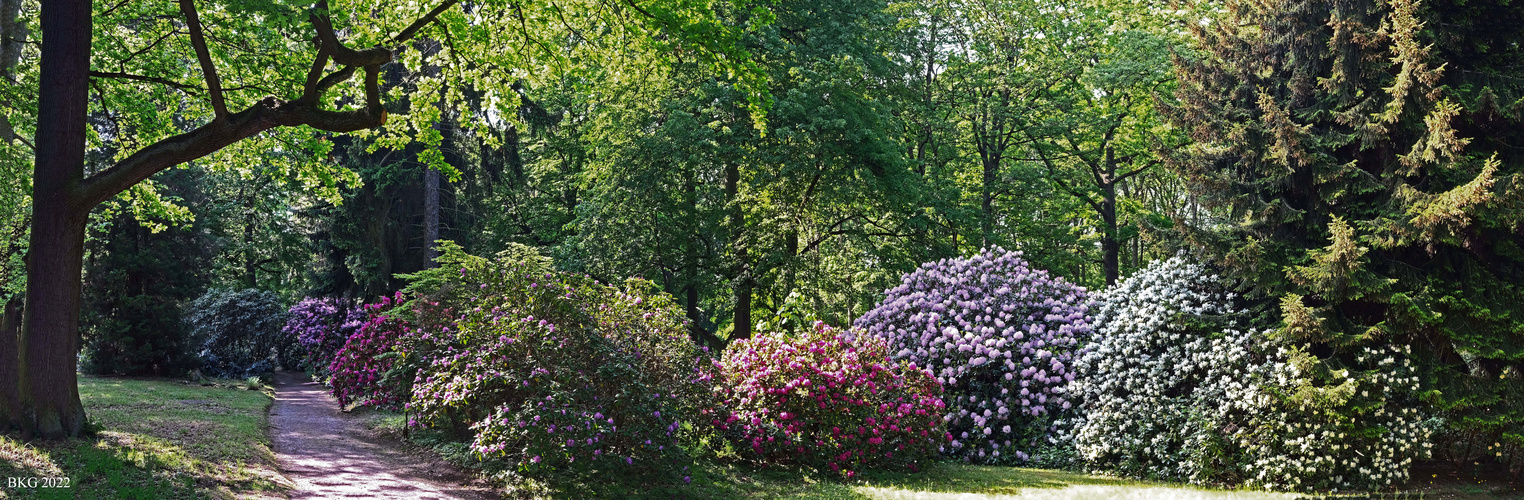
(0, 375), (286, 499)
(359, 411), (1298, 499)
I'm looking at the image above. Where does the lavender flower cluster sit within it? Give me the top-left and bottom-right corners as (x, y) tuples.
(854, 247), (1092, 463)
(283, 297), (364, 377)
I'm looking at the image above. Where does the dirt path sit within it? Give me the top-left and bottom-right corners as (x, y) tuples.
(269, 371), (497, 499)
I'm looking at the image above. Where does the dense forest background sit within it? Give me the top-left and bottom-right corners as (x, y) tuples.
(0, 0), (1520, 484)
(3, 0), (1215, 348)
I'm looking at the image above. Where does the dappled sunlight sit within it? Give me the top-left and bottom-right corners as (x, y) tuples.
(0, 434), (64, 477)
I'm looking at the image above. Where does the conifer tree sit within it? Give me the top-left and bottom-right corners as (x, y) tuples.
(1164, 0), (1524, 471)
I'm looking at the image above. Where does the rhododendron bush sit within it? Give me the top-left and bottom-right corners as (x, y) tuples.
(1065, 256), (1432, 491)
(328, 293), (413, 408)
(404, 257), (712, 474)
(711, 322), (948, 476)
(855, 247), (1091, 463)
(283, 297), (364, 377)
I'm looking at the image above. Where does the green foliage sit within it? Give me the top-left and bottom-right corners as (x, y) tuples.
(81, 168), (213, 377)
(184, 289), (293, 379)
(398, 247), (713, 478)
(1164, 0), (1524, 477)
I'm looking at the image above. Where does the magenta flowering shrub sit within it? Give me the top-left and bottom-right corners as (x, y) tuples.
(328, 292), (412, 408)
(711, 322), (949, 477)
(854, 247), (1093, 463)
(404, 260), (711, 475)
(283, 297), (364, 376)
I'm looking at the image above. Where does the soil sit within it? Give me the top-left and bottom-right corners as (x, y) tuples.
(269, 371), (498, 499)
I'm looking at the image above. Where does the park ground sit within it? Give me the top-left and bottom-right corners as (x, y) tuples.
(0, 375), (1518, 499)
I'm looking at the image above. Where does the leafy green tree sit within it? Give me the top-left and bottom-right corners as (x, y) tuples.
(80, 167), (211, 376)
(557, 0), (923, 343)
(1165, 0), (1524, 470)
(7, 0), (767, 438)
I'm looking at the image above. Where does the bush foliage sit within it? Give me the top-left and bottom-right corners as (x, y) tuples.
(1067, 257), (1432, 490)
(855, 247), (1092, 463)
(711, 322), (949, 477)
(408, 266), (710, 474)
(184, 288), (292, 378)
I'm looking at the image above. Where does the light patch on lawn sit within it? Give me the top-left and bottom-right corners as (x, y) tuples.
(856, 483), (1301, 500)
(0, 376), (288, 499)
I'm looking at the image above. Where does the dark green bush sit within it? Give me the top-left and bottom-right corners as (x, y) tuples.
(82, 297), (197, 376)
(184, 288), (292, 378)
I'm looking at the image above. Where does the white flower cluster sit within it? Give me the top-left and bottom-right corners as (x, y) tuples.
(1244, 343), (1431, 491)
(1063, 256), (1432, 491)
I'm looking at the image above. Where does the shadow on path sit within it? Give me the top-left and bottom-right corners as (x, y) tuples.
(270, 371), (497, 499)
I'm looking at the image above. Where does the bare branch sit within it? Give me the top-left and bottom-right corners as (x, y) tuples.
(77, 93), (387, 209)
(310, 1), (389, 67)
(178, 0), (226, 117)
(388, 0), (459, 45)
(297, 46), (329, 103)
(1115, 159), (1158, 184)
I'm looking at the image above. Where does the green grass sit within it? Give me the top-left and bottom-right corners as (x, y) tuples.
(359, 410), (1299, 499)
(0, 375), (286, 499)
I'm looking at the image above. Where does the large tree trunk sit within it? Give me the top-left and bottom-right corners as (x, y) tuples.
(15, 0), (91, 438)
(20, 210), (89, 438)
(725, 161), (752, 341)
(423, 166), (440, 266)
(1100, 194), (1119, 286)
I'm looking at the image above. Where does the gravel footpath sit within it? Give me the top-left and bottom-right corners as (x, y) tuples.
(269, 371), (497, 499)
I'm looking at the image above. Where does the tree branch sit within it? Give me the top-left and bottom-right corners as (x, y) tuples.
(1115, 159), (1158, 184)
(1029, 131), (1103, 214)
(178, 0), (225, 117)
(310, 1), (390, 67)
(74, 0), (462, 213)
(76, 95), (387, 211)
(388, 0), (459, 45)
(88, 71), (199, 94)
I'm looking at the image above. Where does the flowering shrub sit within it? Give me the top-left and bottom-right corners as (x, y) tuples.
(711, 322), (949, 477)
(1065, 256), (1431, 491)
(328, 293), (411, 408)
(405, 258), (711, 475)
(854, 247), (1092, 463)
(282, 297), (364, 377)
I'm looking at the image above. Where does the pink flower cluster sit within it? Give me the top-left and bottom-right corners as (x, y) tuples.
(327, 292), (411, 408)
(712, 321), (949, 477)
(855, 247), (1092, 463)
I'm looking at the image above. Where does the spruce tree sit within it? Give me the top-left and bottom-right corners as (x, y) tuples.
(1164, 0), (1523, 476)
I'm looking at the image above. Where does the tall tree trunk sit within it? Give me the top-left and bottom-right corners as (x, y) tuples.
(732, 252), (752, 341)
(1100, 191), (1119, 286)
(725, 161), (752, 341)
(243, 202), (258, 288)
(1100, 147), (1120, 287)
(423, 166), (440, 266)
(0, 297), (21, 430)
(0, 0), (26, 143)
(982, 156), (997, 248)
(13, 0), (91, 438)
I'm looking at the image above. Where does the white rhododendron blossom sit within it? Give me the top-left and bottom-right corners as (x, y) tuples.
(1063, 256), (1431, 491)
(855, 247), (1092, 464)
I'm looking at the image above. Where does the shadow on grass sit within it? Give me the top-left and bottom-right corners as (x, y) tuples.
(0, 375), (286, 499)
